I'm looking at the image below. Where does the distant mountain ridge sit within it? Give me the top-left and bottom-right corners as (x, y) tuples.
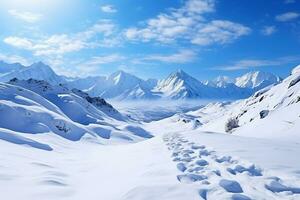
(235, 71), (282, 90)
(0, 60), (282, 100)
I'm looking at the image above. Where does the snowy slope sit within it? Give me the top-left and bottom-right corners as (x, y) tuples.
(0, 66), (300, 200)
(136, 65), (300, 200)
(0, 79), (154, 150)
(185, 65), (300, 139)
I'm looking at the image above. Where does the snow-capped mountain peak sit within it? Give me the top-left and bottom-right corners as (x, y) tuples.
(235, 71), (281, 90)
(155, 70), (207, 99)
(0, 61), (65, 85)
(108, 70), (141, 85)
(210, 76), (234, 87)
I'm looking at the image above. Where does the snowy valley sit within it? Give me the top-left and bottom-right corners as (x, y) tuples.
(0, 61), (300, 200)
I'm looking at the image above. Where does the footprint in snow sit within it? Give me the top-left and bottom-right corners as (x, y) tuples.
(177, 174), (208, 183)
(265, 179), (300, 194)
(176, 163), (187, 172)
(219, 179), (243, 193)
(227, 164), (262, 176)
(195, 159), (209, 166)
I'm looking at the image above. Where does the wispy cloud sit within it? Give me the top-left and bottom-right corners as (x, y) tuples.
(276, 12), (300, 22)
(8, 9), (42, 23)
(3, 20), (120, 57)
(83, 54), (125, 66)
(215, 56), (300, 71)
(101, 5), (117, 13)
(142, 50), (197, 63)
(58, 54), (125, 77)
(0, 53), (30, 65)
(124, 0), (250, 46)
(3, 37), (33, 49)
(191, 20), (250, 45)
(261, 26), (276, 36)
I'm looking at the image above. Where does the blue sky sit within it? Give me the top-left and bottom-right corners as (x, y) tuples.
(0, 0), (299, 80)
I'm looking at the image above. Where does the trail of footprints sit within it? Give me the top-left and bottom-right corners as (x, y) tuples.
(163, 133), (300, 200)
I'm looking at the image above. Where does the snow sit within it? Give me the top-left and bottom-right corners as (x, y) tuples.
(0, 80), (153, 145)
(0, 61), (300, 199)
(292, 64), (300, 75)
(0, 60), (281, 100)
(0, 61), (65, 85)
(235, 71), (281, 90)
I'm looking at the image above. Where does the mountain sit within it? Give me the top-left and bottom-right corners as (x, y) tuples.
(0, 61), (65, 85)
(189, 64), (300, 138)
(154, 70), (216, 99)
(67, 76), (105, 90)
(0, 78), (153, 147)
(100, 70), (145, 98)
(207, 76), (234, 88)
(235, 71), (281, 90)
(0, 61), (23, 74)
(154, 70), (253, 99)
(85, 71), (158, 100)
(0, 60), (283, 100)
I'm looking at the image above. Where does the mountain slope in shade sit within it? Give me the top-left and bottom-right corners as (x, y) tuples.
(235, 71), (281, 90)
(0, 61), (65, 85)
(0, 61), (23, 74)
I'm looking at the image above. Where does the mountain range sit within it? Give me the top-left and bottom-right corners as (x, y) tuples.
(0, 61), (282, 100)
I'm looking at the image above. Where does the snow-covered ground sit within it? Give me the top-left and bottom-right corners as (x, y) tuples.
(110, 100), (211, 122)
(0, 65), (300, 199)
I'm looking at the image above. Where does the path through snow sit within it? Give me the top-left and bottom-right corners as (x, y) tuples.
(163, 132), (300, 200)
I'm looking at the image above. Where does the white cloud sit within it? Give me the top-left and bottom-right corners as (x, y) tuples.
(142, 50), (197, 63)
(216, 56), (300, 71)
(276, 12), (300, 22)
(8, 9), (42, 23)
(3, 20), (120, 57)
(84, 54), (125, 66)
(261, 26), (276, 36)
(124, 0), (250, 46)
(0, 53), (30, 65)
(62, 54), (125, 77)
(101, 5), (117, 13)
(34, 34), (87, 56)
(3, 37), (33, 49)
(191, 20), (251, 45)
